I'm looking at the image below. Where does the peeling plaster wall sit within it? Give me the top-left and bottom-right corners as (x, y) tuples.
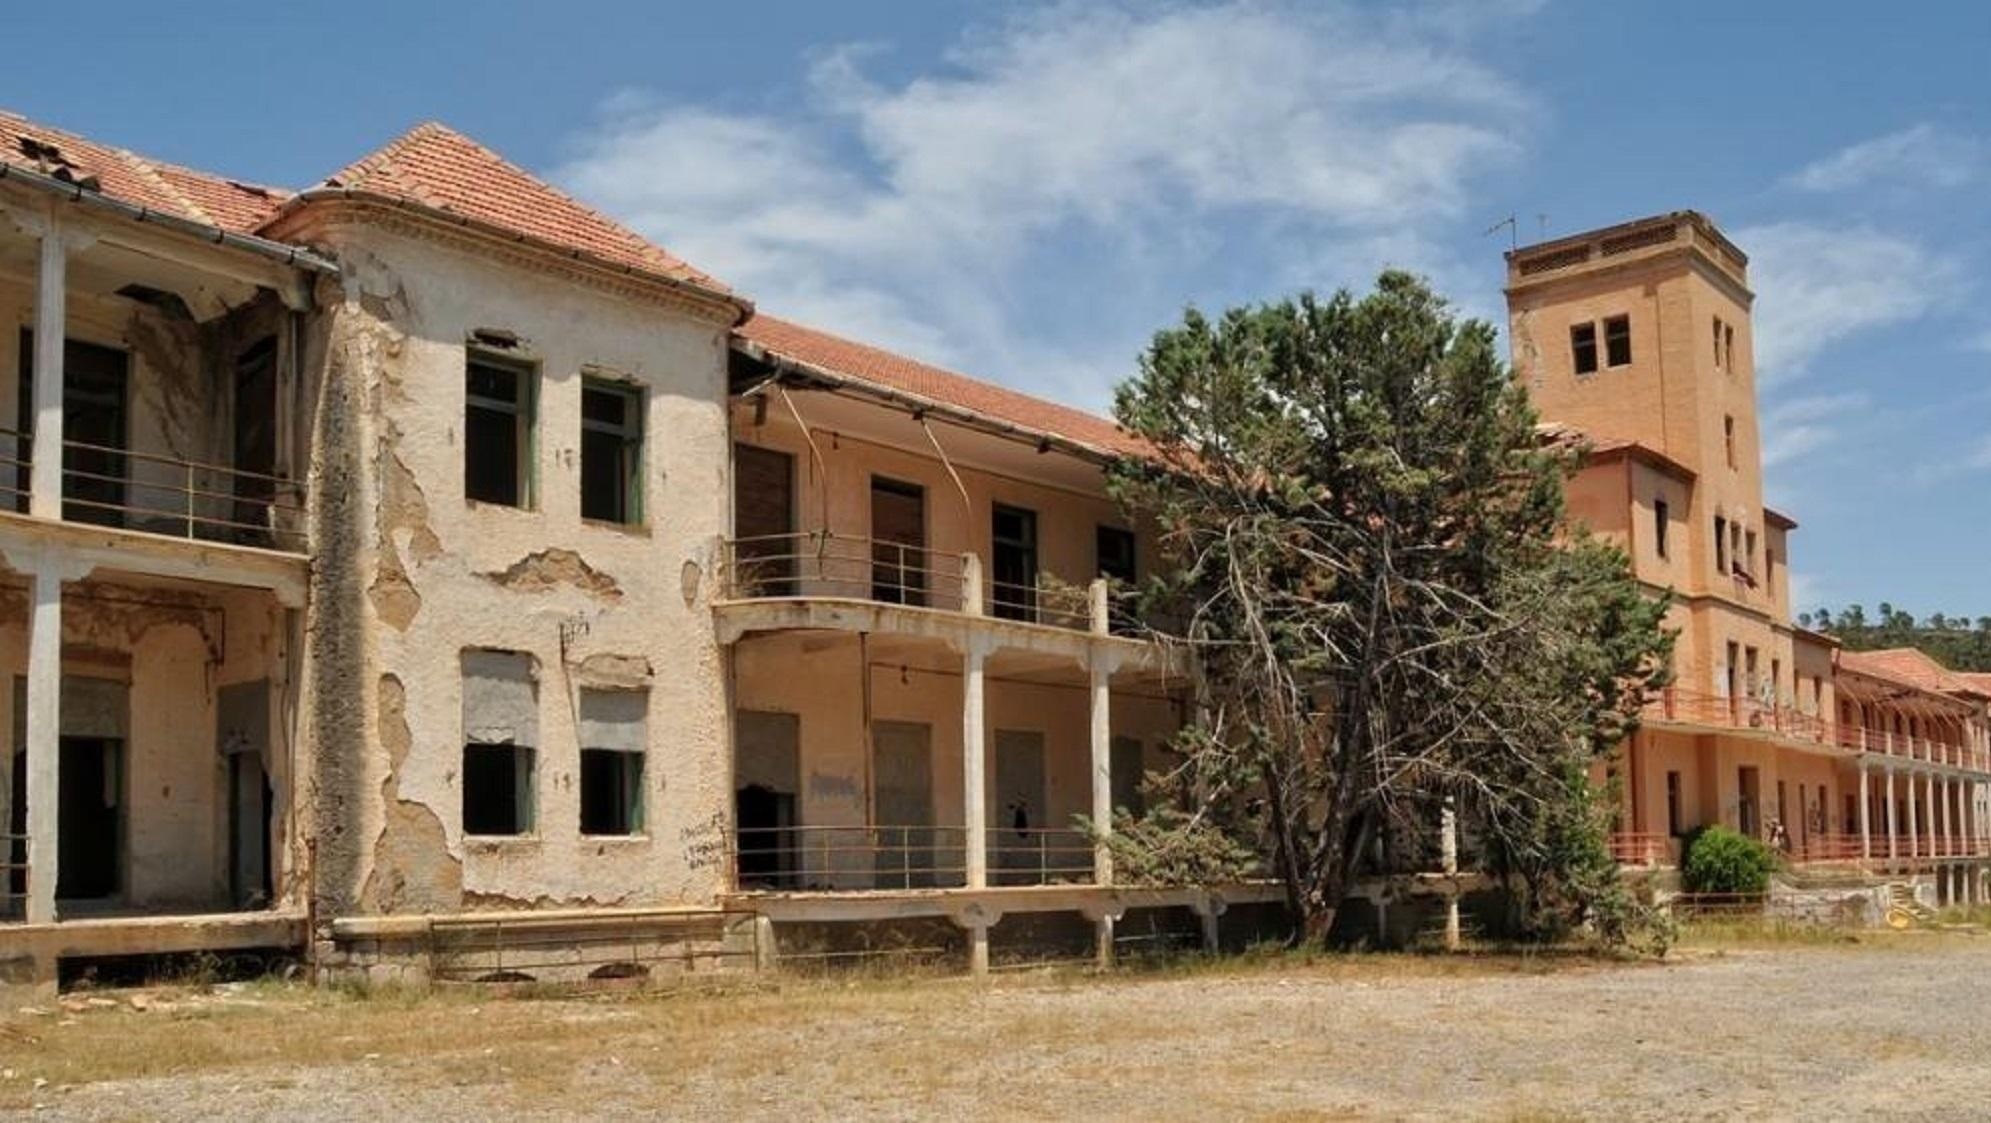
(732, 631), (1181, 887)
(301, 222), (734, 915)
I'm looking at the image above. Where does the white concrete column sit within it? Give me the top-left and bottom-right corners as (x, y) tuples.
(1089, 653), (1114, 886)
(1441, 796), (1461, 952)
(962, 637), (988, 890)
(1858, 763), (1871, 862)
(1907, 771), (1921, 862)
(1938, 776), (1950, 859)
(1885, 768), (1898, 863)
(30, 219), (68, 520)
(23, 560), (61, 923)
(1087, 647), (1116, 967)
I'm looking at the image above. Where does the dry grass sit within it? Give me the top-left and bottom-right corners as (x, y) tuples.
(4, 938), (1990, 1119)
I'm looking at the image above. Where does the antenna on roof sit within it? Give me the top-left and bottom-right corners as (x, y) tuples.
(1484, 214), (1517, 250)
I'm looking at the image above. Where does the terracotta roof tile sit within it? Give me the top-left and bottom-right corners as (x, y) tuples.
(1840, 647), (1978, 698)
(736, 313), (1149, 460)
(0, 109), (288, 233)
(302, 122), (729, 296)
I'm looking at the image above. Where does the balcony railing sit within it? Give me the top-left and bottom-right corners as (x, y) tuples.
(1606, 831), (1671, 866)
(731, 824), (1096, 892)
(0, 430), (305, 553)
(719, 531), (1134, 635)
(1645, 687), (1990, 773)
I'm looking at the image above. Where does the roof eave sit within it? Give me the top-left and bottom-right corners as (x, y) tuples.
(0, 159), (337, 274)
(729, 333), (1128, 467)
(270, 187), (752, 322)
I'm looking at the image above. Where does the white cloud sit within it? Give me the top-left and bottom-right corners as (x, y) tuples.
(1761, 391), (1868, 468)
(555, 2), (1529, 395)
(1736, 222), (1960, 381)
(1786, 124), (1982, 193)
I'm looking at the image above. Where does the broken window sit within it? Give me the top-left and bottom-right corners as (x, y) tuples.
(1570, 321), (1598, 375)
(1603, 315), (1632, 367)
(991, 503), (1039, 621)
(465, 350), (535, 508)
(579, 689), (647, 836)
(1653, 498), (1669, 558)
(581, 378), (643, 525)
(1096, 525), (1136, 584)
(462, 650), (537, 836)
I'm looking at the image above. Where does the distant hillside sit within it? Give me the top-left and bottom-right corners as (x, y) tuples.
(1798, 605), (1991, 673)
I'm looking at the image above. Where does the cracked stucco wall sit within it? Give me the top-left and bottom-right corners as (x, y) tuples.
(298, 222), (735, 915)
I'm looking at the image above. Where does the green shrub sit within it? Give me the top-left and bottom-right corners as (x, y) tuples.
(1681, 826), (1779, 895)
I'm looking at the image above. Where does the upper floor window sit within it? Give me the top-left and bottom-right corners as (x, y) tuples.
(1653, 498), (1670, 559)
(1714, 514), (1728, 574)
(1724, 415), (1737, 469)
(1097, 525), (1137, 584)
(1603, 315), (1632, 367)
(1724, 323), (1736, 371)
(991, 504), (1039, 621)
(1712, 316), (1724, 368)
(466, 350), (536, 508)
(1570, 322), (1598, 375)
(581, 377), (644, 525)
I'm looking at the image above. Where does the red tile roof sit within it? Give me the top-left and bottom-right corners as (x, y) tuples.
(1537, 422), (1696, 481)
(0, 109), (288, 232)
(1840, 647), (1981, 699)
(735, 313), (1149, 460)
(1960, 673), (1991, 699)
(296, 122), (731, 297)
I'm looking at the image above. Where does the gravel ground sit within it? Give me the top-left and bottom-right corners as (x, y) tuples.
(13, 939), (1991, 1121)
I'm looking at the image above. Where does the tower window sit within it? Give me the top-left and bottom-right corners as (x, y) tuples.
(1570, 322), (1598, 375)
(1568, 322), (1600, 374)
(1714, 515), (1728, 574)
(1724, 415), (1737, 469)
(1604, 315), (1632, 367)
(1724, 324), (1735, 371)
(1713, 316), (1724, 367)
(1653, 498), (1670, 559)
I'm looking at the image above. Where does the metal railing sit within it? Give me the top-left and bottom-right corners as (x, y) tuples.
(721, 532), (968, 610)
(1606, 831), (1671, 867)
(1646, 686), (1990, 773)
(719, 532), (1136, 635)
(730, 824), (1096, 892)
(0, 429), (304, 553)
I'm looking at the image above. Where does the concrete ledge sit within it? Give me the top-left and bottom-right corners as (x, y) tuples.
(0, 909), (305, 961)
(0, 511), (308, 603)
(713, 596), (1180, 674)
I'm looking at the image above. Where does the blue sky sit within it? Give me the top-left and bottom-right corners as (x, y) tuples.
(9, 1), (1990, 617)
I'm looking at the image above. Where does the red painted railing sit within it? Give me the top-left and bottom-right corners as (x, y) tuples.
(1645, 687), (1990, 773)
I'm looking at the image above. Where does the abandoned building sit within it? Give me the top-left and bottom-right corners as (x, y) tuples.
(0, 110), (1982, 987)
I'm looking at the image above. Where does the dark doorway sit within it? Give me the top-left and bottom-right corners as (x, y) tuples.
(732, 443), (795, 596)
(230, 336), (278, 546)
(58, 736), (123, 900)
(17, 331), (129, 527)
(228, 753), (272, 908)
(870, 477), (926, 606)
(734, 784), (797, 889)
(991, 504), (1038, 621)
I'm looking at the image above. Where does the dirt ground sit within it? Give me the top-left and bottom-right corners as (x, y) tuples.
(3, 935), (1989, 1120)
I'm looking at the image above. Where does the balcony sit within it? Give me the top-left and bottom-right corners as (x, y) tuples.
(718, 531), (1128, 636)
(1643, 687), (1990, 774)
(0, 429), (304, 553)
